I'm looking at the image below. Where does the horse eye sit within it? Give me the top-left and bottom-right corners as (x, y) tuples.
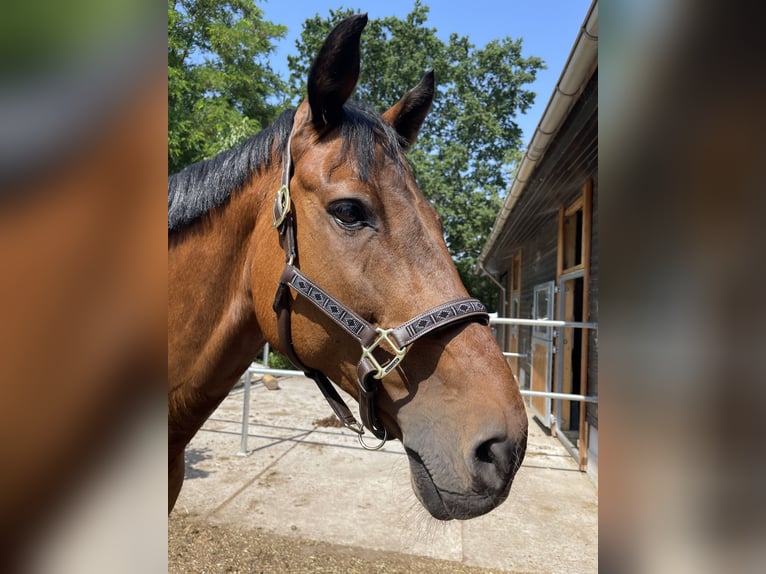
(329, 201), (368, 228)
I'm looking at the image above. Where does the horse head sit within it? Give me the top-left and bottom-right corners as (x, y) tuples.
(252, 14), (527, 520)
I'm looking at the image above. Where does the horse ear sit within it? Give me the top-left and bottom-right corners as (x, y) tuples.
(382, 70), (435, 150)
(307, 14), (368, 129)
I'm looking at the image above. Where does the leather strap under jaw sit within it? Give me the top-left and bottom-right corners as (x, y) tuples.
(270, 125), (490, 445)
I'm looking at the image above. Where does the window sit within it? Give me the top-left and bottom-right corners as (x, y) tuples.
(559, 195), (587, 274)
(510, 293), (520, 336)
(533, 282), (554, 339)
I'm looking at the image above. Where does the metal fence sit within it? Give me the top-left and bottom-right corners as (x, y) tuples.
(236, 317), (598, 468)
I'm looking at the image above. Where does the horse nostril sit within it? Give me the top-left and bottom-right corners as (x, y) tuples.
(469, 433), (525, 492)
(475, 439), (496, 465)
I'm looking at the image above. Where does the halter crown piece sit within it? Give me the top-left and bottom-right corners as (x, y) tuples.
(271, 127), (489, 450)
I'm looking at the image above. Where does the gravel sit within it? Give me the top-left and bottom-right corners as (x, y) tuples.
(169, 513), (512, 574)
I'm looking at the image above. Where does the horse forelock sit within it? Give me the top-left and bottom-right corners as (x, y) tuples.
(337, 103), (406, 181)
(167, 102), (406, 233)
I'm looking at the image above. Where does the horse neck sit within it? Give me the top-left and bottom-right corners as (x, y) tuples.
(168, 170), (277, 450)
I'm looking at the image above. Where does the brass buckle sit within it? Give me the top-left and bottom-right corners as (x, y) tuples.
(272, 184), (291, 228)
(360, 328), (408, 380)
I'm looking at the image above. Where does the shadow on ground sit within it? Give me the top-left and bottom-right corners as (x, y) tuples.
(184, 447), (212, 479)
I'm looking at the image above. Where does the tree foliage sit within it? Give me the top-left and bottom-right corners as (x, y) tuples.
(168, 0), (287, 174)
(167, 1), (543, 309)
(287, 2), (544, 307)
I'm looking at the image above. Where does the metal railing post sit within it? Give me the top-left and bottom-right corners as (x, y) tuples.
(238, 368), (251, 456)
(239, 344), (270, 456)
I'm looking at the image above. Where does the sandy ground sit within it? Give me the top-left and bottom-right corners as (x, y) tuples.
(169, 376), (598, 573)
(169, 512), (511, 574)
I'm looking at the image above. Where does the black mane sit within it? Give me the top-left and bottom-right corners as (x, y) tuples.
(167, 103), (404, 232)
(168, 109), (294, 231)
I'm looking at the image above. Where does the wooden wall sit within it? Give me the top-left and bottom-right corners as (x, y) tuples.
(516, 215), (558, 386)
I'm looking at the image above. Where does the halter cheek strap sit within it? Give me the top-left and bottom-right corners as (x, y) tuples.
(271, 128), (489, 449)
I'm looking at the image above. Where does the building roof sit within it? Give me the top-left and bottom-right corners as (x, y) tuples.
(478, 0), (598, 275)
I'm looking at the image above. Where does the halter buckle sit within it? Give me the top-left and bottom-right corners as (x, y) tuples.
(360, 328), (408, 380)
(272, 184), (291, 228)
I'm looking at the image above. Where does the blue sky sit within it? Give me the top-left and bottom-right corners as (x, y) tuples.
(259, 0), (593, 144)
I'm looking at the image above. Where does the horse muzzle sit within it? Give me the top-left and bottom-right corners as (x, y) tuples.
(403, 426), (527, 520)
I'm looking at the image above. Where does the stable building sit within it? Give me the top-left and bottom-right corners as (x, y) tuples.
(477, 1), (598, 477)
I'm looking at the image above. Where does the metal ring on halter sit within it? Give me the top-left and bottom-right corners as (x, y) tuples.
(357, 426), (387, 451)
(272, 184), (291, 228)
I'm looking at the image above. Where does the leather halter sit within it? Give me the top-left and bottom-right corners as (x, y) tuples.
(271, 127), (489, 449)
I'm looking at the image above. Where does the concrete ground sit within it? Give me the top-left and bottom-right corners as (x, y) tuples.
(172, 376), (598, 573)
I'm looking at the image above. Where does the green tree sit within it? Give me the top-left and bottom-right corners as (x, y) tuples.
(168, 0), (288, 173)
(287, 2), (544, 308)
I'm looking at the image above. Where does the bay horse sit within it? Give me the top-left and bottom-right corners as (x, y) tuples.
(168, 14), (527, 521)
